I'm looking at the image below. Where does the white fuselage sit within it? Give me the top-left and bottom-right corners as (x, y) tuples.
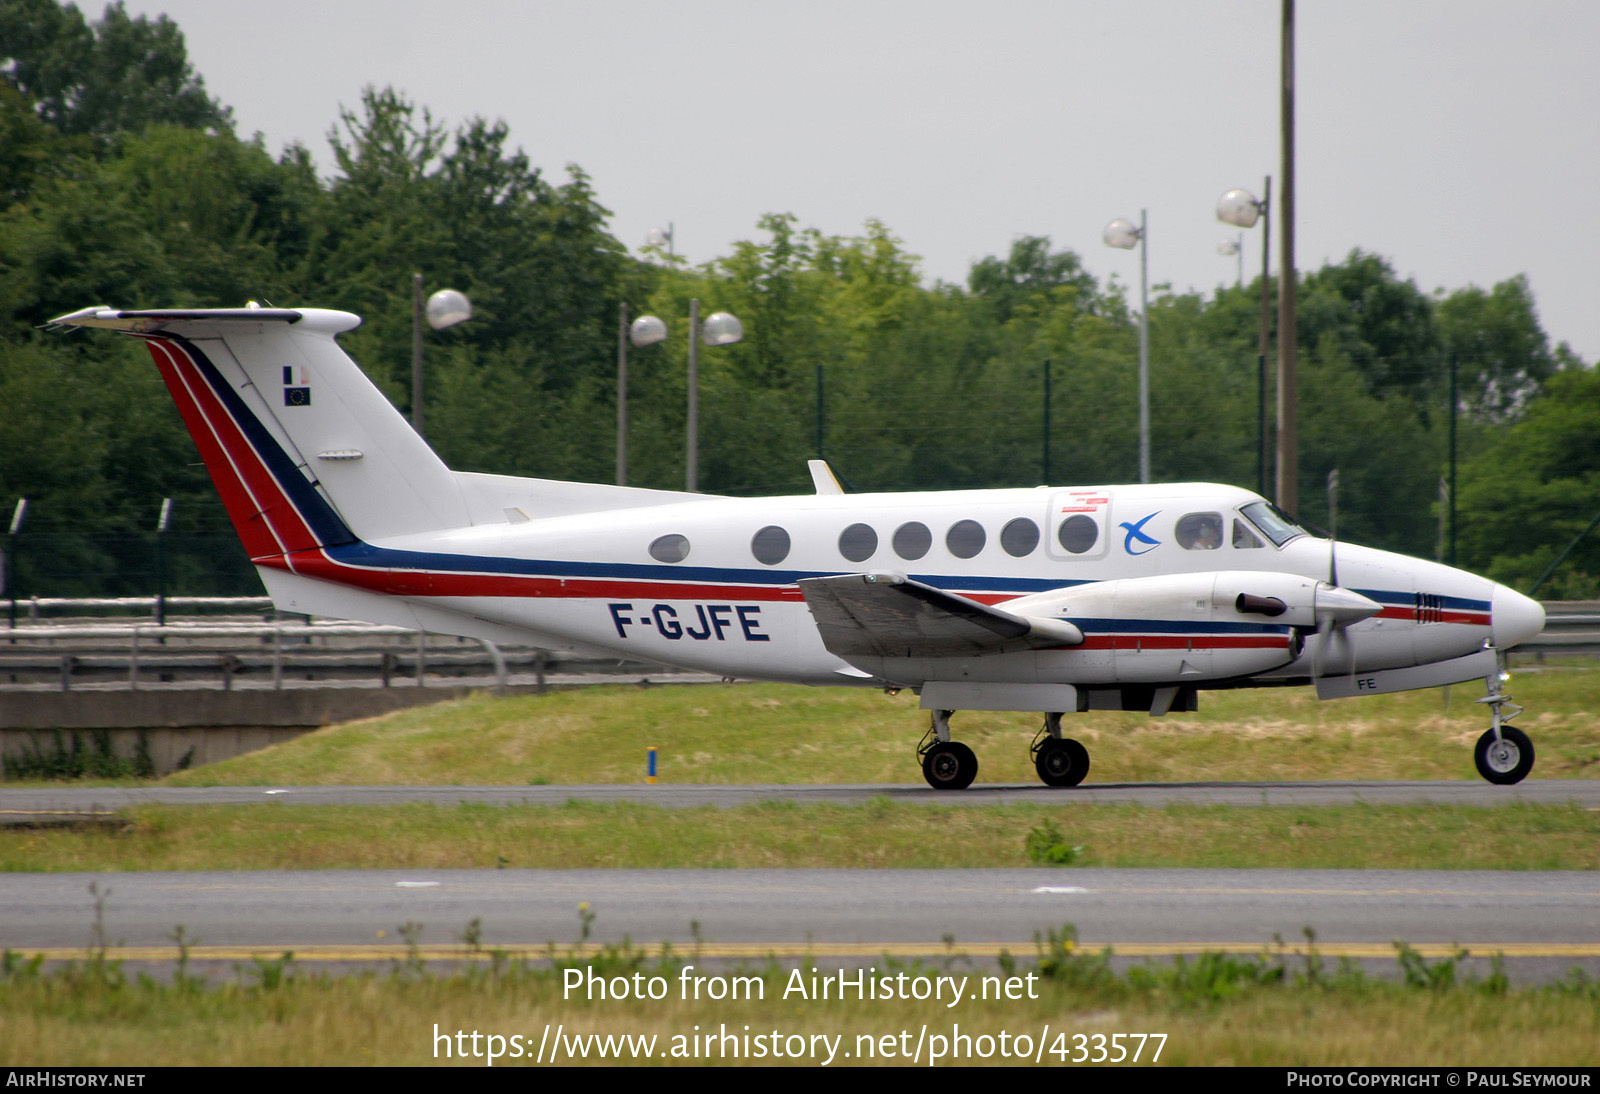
(260, 480), (1519, 695)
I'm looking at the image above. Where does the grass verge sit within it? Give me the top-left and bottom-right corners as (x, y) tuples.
(3, 801), (1598, 871)
(3, 926), (1598, 1065)
(153, 666), (1600, 788)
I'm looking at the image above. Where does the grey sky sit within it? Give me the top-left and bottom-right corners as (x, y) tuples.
(130, 0), (1600, 361)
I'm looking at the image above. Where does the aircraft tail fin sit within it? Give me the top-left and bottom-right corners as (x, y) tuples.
(49, 306), (469, 557)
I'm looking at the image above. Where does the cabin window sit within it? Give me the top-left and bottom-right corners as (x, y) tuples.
(1000, 517), (1040, 557)
(1057, 514), (1098, 554)
(1232, 518), (1265, 549)
(946, 519), (986, 559)
(1176, 512), (1224, 551)
(893, 521), (932, 561)
(751, 525), (791, 565)
(649, 533), (690, 563)
(839, 523), (878, 563)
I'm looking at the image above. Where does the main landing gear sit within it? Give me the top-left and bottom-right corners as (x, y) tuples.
(1032, 713), (1091, 788)
(919, 710), (978, 790)
(1473, 660), (1535, 785)
(917, 710), (1091, 790)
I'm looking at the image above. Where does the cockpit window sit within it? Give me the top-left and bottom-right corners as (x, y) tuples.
(1240, 501), (1307, 547)
(1232, 518), (1264, 549)
(1176, 512), (1224, 551)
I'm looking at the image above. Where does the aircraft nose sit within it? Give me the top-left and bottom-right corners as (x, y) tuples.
(1491, 584), (1545, 649)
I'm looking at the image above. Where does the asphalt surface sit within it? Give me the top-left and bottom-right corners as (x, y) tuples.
(5, 782), (1596, 981)
(4, 779), (1600, 816)
(4, 868), (1597, 980)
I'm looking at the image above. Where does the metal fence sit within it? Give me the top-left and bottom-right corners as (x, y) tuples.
(0, 597), (674, 693)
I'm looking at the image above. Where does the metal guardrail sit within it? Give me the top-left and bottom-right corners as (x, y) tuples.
(1, 621), (511, 691)
(1524, 601), (1600, 652)
(3, 596), (276, 621)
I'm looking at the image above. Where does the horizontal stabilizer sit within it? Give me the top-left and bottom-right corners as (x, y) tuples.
(798, 572), (1083, 659)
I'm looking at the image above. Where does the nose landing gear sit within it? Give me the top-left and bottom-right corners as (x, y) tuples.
(1473, 656), (1534, 785)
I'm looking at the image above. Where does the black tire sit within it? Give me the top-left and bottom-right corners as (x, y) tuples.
(1474, 725), (1535, 785)
(1035, 737), (1090, 788)
(922, 741), (978, 790)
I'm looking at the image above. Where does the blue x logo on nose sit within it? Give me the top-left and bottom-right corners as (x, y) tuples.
(1119, 512), (1161, 555)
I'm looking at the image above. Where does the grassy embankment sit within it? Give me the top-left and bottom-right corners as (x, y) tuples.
(3, 664), (1597, 872)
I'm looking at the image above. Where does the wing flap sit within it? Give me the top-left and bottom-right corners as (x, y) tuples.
(798, 572), (1083, 659)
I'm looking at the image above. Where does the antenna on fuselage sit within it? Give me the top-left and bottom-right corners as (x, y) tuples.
(808, 460), (845, 495)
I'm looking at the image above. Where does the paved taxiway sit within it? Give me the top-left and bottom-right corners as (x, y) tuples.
(4, 779), (1600, 815)
(5, 782), (1596, 979)
(4, 868), (1598, 976)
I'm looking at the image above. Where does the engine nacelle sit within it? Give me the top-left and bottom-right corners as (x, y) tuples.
(1001, 570), (1374, 684)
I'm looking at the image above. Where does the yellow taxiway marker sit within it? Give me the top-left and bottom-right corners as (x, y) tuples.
(11, 941), (1600, 963)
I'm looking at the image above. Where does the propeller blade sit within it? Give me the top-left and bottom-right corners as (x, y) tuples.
(1309, 584), (1379, 677)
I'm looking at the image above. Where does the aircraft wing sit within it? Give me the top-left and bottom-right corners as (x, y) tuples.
(798, 572), (1083, 659)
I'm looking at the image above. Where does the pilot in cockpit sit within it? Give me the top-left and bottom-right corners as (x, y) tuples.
(1177, 512), (1223, 551)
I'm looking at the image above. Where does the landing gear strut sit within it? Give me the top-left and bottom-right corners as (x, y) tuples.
(1473, 658), (1534, 785)
(919, 709), (978, 790)
(1031, 713), (1091, 788)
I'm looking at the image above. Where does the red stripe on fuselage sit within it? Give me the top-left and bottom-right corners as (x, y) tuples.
(284, 549), (809, 601)
(1374, 606), (1490, 626)
(276, 551), (1291, 652)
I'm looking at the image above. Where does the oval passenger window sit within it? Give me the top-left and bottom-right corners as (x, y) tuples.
(1057, 515), (1098, 554)
(839, 523), (878, 563)
(946, 519), (986, 559)
(1000, 517), (1040, 557)
(893, 521), (932, 560)
(751, 525), (791, 565)
(648, 534), (690, 563)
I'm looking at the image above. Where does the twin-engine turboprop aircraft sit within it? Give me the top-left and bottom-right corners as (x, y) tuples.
(50, 304), (1547, 788)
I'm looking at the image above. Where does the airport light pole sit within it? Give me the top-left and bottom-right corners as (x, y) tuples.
(155, 497), (172, 627)
(1217, 235), (1243, 288)
(646, 224), (675, 258)
(1217, 179), (1273, 497)
(1103, 211), (1150, 484)
(410, 276), (473, 440)
(1277, 0), (1299, 515)
(618, 307), (669, 485)
(631, 302), (743, 492)
(6, 498), (24, 632)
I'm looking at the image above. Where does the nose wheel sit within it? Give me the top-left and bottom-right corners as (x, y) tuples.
(1474, 725), (1534, 785)
(1473, 654), (1535, 785)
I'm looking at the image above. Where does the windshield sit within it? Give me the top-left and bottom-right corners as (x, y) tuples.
(1239, 501), (1308, 548)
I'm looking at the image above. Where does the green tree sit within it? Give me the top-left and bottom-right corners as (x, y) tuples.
(0, 0), (230, 138)
(1456, 366), (1600, 596)
(1436, 275), (1558, 420)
